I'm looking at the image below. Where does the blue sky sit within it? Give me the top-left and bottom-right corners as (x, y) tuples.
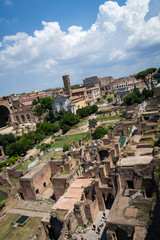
(0, 0), (160, 96)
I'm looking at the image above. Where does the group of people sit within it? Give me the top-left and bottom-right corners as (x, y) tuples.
(92, 212), (106, 235)
(92, 221), (104, 234)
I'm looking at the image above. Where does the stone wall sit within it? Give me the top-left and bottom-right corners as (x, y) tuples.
(74, 201), (87, 225)
(49, 160), (63, 175)
(51, 177), (69, 201)
(20, 162), (51, 200)
(117, 162), (154, 191)
(6, 167), (24, 180)
(84, 199), (99, 222)
(0, 174), (11, 187)
(106, 223), (135, 240)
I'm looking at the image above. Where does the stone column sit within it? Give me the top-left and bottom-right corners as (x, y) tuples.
(115, 143), (120, 156)
(95, 180), (105, 211)
(110, 149), (115, 159)
(74, 201), (87, 225)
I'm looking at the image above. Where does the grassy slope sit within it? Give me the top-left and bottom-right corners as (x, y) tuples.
(51, 132), (88, 148)
(0, 214), (41, 240)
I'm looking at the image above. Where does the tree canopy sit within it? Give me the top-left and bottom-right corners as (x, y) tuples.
(88, 119), (97, 128)
(123, 88), (153, 106)
(76, 105), (98, 118)
(92, 126), (108, 139)
(33, 96), (54, 117)
(135, 68), (157, 89)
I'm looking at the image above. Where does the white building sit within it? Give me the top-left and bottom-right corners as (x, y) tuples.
(52, 95), (76, 114)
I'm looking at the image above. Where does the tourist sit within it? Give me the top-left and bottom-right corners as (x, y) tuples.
(97, 226), (101, 234)
(100, 220), (103, 227)
(103, 212), (106, 218)
(80, 235), (84, 240)
(68, 231), (72, 238)
(92, 224), (96, 230)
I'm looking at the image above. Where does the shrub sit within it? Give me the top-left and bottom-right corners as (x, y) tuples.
(91, 104), (98, 113)
(77, 105), (98, 118)
(63, 144), (69, 152)
(77, 106), (92, 118)
(61, 124), (70, 134)
(112, 156), (119, 165)
(155, 135), (160, 147)
(0, 203), (5, 210)
(0, 156), (19, 171)
(38, 143), (51, 151)
(60, 112), (80, 127)
(108, 124), (114, 132)
(88, 119), (97, 128)
(92, 126), (108, 139)
(121, 111), (127, 118)
(107, 97), (113, 103)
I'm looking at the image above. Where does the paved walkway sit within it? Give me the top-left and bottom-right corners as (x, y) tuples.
(7, 208), (50, 218)
(15, 200), (53, 212)
(73, 210), (110, 240)
(0, 126), (13, 134)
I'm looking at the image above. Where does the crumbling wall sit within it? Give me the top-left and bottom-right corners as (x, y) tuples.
(51, 177), (69, 201)
(74, 201), (87, 225)
(84, 199), (99, 222)
(20, 162), (51, 200)
(0, 174), (12, 187)
(6, 167), (24, 180)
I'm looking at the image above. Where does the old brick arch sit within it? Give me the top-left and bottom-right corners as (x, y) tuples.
(0, 104), (11, 128)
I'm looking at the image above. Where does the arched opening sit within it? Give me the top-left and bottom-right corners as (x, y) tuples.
(103, 193), (114, 210)
(116, 228), (133, 240)
(49, 216), (63, 240)
(142, 179), (154, 198)
(26, 114), (31, 122)
(0, 105), (10, 128)
(36, 189), (39, 195)
(99, 150), (110, 160)
(16, 116), (20, 123)
(21, 114), (25, 122)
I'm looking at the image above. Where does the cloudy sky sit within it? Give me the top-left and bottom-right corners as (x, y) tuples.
(0, 0), (160, 96)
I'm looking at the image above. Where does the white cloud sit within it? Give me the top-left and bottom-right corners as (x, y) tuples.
(4, 0), (12, 6)
(0, 0), (160, 95)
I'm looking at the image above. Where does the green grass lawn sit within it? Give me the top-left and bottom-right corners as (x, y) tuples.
(0, 214), (41, 240)
(0, 196), (8, 203)
(97, 114), (121, 122)
(97, 114), (108, 121)
(73, 117), (89, 128)
(106, 115), (121, 120)
(51, 132), (89, 148)
(15, 158), (38, 171)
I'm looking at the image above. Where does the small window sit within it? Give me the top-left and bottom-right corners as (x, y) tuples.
(127, 181), (134, 189)
(36, 189), (39, 194)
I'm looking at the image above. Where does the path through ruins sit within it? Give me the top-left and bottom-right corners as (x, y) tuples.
(74, 210), (110, 240)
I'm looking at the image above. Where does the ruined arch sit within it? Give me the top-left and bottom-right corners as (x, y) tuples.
(0, 105), (10, 128)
